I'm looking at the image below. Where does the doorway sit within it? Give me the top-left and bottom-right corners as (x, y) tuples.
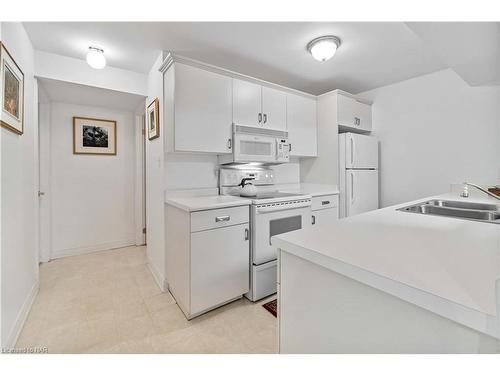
(37, 78), (147, 261)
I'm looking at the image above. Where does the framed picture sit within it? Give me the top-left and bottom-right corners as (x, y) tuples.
(147, 98), (160, 140)
(73, 117), (117, 155)
(0, 41), (24, 135)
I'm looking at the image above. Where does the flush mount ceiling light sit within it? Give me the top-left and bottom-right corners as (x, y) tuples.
(86, 46), (106, 69)
(307, 36), (341, 62)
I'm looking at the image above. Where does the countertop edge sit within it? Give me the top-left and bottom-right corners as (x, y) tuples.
(165, 198), (251, 212)
(272, 235), (498, 339)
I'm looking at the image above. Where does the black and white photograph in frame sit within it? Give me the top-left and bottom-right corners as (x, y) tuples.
(73, 116), (117, 155)
(147, 97), (160, 140)
(0, 41), (24, 135)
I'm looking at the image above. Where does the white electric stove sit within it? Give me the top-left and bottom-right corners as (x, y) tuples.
(219, 166), (312, 301)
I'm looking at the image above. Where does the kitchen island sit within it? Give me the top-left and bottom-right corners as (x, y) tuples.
(272, 192), (500, 353)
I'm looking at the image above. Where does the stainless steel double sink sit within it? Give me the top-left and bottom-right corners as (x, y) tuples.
(397, 199), (500, 224)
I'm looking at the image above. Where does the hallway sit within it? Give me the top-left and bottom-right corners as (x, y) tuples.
(16, 246), (278, 353)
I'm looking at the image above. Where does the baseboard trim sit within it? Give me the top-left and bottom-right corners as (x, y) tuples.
(147, 256), (167, 292)
(51, 239), (136, 259)
(4, 281), (39, 348)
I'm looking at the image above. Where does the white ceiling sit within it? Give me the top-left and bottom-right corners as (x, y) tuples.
(406, 22), (499, 86)
(23, 22), (452, 95)
(38, 78), (145, 111)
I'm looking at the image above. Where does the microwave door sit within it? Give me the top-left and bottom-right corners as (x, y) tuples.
(234, 134), (277, 163)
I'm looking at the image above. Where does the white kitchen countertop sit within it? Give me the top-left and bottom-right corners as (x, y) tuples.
(272, 193), (500, 338)
(165, 195), (252, 212)
(276, 183), (339, 197)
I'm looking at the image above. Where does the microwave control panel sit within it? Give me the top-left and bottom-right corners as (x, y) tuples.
(276, 139), (290, 161)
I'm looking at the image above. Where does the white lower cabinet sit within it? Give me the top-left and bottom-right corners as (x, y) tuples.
(311, 195), (339, 226)
(166, 204), (250, 319)
(312, 207), (338, 226)
(191, 223), (250, 315)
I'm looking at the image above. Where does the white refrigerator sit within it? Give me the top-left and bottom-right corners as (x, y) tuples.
(338, 133), (379, 218)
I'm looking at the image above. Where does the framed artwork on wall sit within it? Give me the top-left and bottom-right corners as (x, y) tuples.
(147, 97), (160, 140)
(0, 41), (25, 135)
(73, 117), (117, 155)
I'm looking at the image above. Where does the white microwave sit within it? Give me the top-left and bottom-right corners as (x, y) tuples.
(219, 125), (290, 165)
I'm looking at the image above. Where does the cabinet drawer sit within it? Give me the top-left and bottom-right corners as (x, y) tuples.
(311, 195), (338, 211)
(191, 205), (249, 232)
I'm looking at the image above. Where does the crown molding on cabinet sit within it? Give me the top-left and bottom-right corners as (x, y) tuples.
(159, 51), (316, 100)
(318, 89), (372, 105)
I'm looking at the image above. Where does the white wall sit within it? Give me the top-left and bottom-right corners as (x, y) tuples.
(0, 22), (39, 347)
(34, 50), (148, 96)
(48, 102), (136, 258)
(145, 52), (167, 290)
(358, 68), (499, 207)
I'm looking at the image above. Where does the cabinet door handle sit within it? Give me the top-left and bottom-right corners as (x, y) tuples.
(227, 138), (232, 150)
(322, 200), (330, 205)
(312, 215), (316, 225)
(215, 215), (230, 222)
(289, 144), (292, 152)
(245, 228), (249, 241)
(263, 113), (267, 124)
(258, 113), (262, 123)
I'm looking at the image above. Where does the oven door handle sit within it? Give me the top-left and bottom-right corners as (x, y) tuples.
(256, 201), (311, 214)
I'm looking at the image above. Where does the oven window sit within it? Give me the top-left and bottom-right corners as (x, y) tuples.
(240, 140), (272, 156)
(269, 215), (302, 244)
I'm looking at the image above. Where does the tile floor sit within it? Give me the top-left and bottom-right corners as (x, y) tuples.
(16, 246), (278, 354)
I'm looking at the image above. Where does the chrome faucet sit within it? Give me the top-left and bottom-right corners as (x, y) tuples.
(461, 182), (500, 201)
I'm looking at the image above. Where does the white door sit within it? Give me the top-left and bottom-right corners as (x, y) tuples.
(190, 223), (250, 315)
(345, 133), (378, 169)
(38, 101), (51, 263)
(233, 79), (262, 127)
(312, 208), (338, 227)
(357, 101), (372, 132)
(262, 86), (287, 130)
(337, 93), (359, 128)
(345, 170), (379, 216)
(174, 63), (233, 153)
(287, 94), (317, 157)
(337, 93), (372, 131)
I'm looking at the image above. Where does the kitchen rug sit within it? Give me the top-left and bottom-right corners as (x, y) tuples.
(262, 299), (277, 317)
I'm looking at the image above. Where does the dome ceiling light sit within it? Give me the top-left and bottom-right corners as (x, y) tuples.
(307, 36), (341, 62)
(86, 46), (106, 69)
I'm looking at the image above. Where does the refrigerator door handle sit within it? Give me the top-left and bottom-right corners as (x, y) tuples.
(350, 172), (355, 205)
(350, 136), (355, 167)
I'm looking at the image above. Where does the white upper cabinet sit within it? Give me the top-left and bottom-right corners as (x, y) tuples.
(232, 79), (287, 130)
(336, 92), (372, 132)
(261, 87), (287, 130)
(232, 79), (262, 127)
(163, 56), (320, 155)
(171, 63), (233, 153)
(286, 94), (317, 157)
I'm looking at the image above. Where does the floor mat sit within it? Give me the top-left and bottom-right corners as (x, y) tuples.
(262, 299), (277, 317)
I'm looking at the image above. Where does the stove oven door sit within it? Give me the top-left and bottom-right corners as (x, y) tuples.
(252, 202), (312, 265)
